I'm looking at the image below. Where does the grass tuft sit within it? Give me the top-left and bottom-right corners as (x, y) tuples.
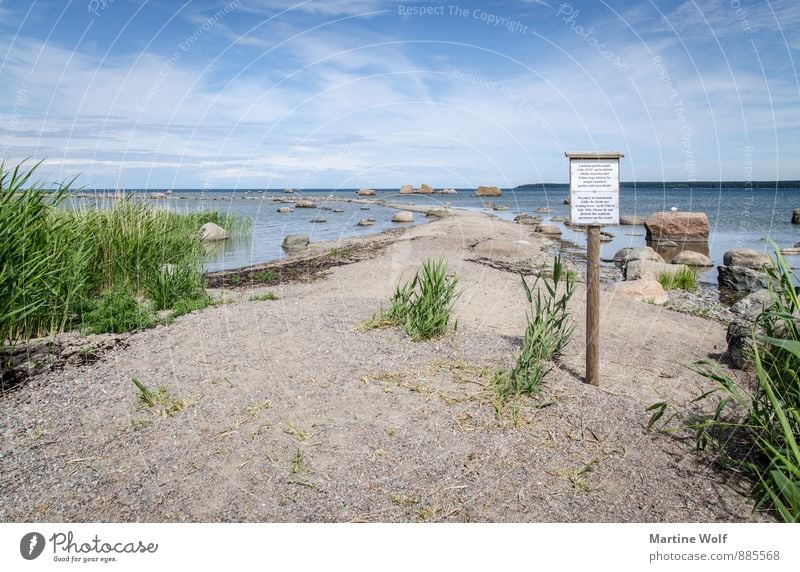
(658, 267), (698, 291)
(249, 292), (278, 302)
(132, 377), (189, 417)
(365, 258), (459, 341)
(493, 254), (576, 404)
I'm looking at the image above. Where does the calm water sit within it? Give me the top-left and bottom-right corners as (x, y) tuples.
(75, 186), (800, 282)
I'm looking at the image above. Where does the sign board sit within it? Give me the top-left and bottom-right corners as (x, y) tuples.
(564, 151), (624, 387)
(569, 157), (620, 226)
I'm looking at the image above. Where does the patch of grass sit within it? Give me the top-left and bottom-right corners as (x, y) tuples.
(249, 292), (278, 302)
(290, 449), (312, 475)
(493, 254), (576, 404)
(365, 258), (459, 341)
(0, 160), (249, 351)
(329, 247), (352, 257)
(170, 295), (216, 317)
(227, 274), (244, 285)
(131, 418), (153, 431)
(81, 289), (156, 334)
(131, 377), (189, 417)
(252, 269), (278, 283)
(658, 267), (698, 291)
(283, 421), (313, 442)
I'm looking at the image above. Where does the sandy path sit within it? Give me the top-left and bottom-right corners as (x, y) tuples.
(0, 211), (769, 522)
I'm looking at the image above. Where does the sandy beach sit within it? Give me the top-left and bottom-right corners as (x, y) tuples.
(0, 206), (770, 522)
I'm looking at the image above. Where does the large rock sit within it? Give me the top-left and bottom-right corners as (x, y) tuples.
(418, 183), (434, 194)
(792, 209), (800, 224)
(357, 219), (374, 227)
(671, 250), (713, 266)
(718, 266), (768, 292)
(612, 279), (668, 305)
(473, 239), (530, 258)
(645, 212), (709, 242)
(625, 260), (690, 281)
(730, 289), (773, 321)
(440, 188), (458, 194)
(281, 234), (309, 252)
(356, 188), (376, 196)
(283, 188), (294, 194)
(198, 222), (229, 241)
(399, 184), (414, 194)
(563, 196), (571, 205)
(276, 207), (293, 213)
(619, 215), (645, 225)
(613, 246), (664, 269)
(392, 211), (414, 223)
(723, 249), (771, 270)
(476, 185), (502, 197)
(535, 224), (562, 236)
(294, 200), (316, 208)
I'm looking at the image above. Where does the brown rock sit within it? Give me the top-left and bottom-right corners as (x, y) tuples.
(294, 200), (316, 208)
(476, 185), (502, 197)
(399, 184), (414, 194)
(356, 188), (376, 196)
(645, 212), (709, 242)
(672, 250), (713, 266)
(612, 279), (668, 304)
(418, 184), (434, 194)
(440, 188), (458, 194)
(723, 249), (771, 269)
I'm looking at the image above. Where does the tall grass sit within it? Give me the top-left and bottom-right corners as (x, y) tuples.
(0, 161), (243, 347)
(365, 258), (459, 341)
(494, 254), (576, 403)
(663, 243), (800, 521)
(658, 267), (698, 291)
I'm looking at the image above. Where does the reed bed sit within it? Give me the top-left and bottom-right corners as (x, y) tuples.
(0, 162), (245, 347)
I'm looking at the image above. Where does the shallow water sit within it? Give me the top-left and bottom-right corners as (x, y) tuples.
(72, 186), (800, 280)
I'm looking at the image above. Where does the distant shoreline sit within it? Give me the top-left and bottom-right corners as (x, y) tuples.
(71, 181), (800, 193)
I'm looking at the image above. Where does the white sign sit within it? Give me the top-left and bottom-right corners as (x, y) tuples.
(569, 159), (620, 225)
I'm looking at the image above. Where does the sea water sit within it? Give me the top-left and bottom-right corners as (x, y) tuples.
(73, 186), (800, 282)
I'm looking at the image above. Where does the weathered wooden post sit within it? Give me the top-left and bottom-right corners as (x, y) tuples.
(565, 152), (624, 386)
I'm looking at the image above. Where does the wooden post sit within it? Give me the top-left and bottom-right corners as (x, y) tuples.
(566, 151), (623, 387)
(586, 225), (601, 386)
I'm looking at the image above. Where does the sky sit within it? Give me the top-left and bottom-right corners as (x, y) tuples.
(0, 0), (798, 189)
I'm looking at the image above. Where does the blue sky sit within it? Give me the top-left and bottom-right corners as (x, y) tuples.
(1, 0), (798, 188)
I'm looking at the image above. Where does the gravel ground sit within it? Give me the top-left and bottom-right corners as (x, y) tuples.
(0, 211), (772, 522)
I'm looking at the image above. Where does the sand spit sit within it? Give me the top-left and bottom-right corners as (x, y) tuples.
(0, 209), (770, 522)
